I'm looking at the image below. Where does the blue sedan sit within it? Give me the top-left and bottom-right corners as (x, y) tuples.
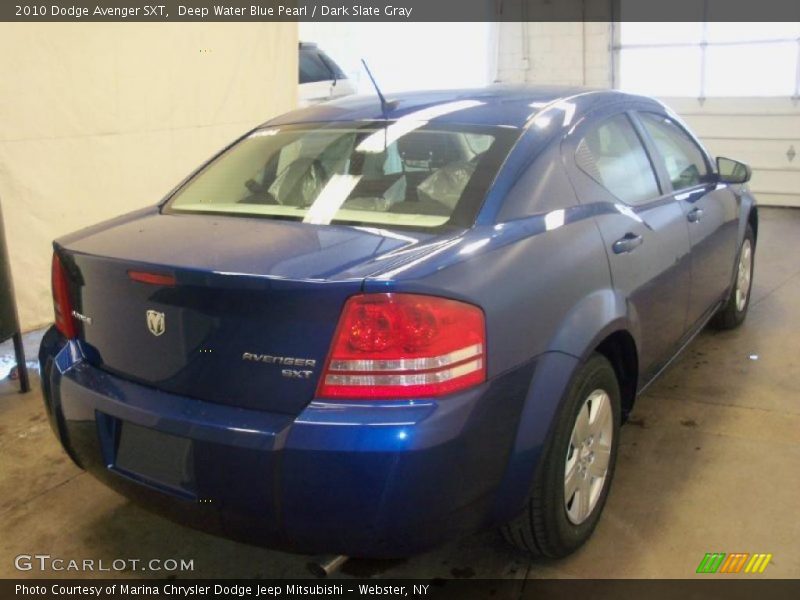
(40, 86), (757, 559)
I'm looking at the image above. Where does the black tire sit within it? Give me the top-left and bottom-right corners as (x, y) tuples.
(501, 353), (621, 558)
(710, 224), (755, 330)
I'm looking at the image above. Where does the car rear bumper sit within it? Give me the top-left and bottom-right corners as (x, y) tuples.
(39, 328), (536, 557)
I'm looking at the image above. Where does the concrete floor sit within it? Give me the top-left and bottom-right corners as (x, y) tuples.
(1, 207), (798, 580)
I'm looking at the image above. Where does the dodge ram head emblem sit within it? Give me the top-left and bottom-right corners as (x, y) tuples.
(146, 310), (166, 337)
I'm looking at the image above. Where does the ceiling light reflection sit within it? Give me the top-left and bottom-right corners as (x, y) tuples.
(356, 100), (485, 153)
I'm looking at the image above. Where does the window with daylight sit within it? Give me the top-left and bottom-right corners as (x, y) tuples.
(617, 20), (800, 97)
(576, 114), (661, 205)
(639, 113), (712, 191)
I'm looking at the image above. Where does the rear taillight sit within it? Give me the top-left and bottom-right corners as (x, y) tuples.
(51, 252), (77, 339)
(317, 293), (486, 399)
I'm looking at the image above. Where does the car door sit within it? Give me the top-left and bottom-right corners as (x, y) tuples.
(564, 109), (692, 378)
(635, 112), (740, 328)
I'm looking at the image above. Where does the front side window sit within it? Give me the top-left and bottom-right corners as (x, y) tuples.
(575, 114), (660, 205)
(167, 121), (516, 230)
(639, 113), (711, 191)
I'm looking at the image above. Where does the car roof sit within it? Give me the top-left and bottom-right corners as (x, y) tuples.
(264, 85), (662, 130)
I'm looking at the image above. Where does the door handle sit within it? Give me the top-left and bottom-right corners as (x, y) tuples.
(687, 207), (704, 223)
(612, 233), (644, 254)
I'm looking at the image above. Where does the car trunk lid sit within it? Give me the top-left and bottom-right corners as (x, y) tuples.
(56, 209), (446, 415)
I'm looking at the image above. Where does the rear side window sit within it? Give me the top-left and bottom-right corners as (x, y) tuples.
(166, 120), (517, 231)
(639, 113), (711, 191)
(576, 114), (660, 205)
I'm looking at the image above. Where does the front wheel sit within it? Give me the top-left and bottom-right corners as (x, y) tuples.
(501, 353), (621, 558)
(710, 224), (755, 330)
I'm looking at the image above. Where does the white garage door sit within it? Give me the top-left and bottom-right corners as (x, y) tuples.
(616, 22), (800, 208)
(665, 98), (800, 208)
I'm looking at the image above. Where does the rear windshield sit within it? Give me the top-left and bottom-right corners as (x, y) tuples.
(166, 120), (517, 230)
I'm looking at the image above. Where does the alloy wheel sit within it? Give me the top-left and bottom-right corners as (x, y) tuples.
(564, 388), (613, 525)
(736, 239), (753, 312)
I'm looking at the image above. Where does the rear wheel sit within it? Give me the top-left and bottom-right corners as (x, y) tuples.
(710, 224), (755, 330)
(501, 353), (620, 557)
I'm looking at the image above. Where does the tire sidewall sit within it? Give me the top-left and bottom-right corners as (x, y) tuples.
(541, 354), (621, 555)
(733, 227), (756, 322)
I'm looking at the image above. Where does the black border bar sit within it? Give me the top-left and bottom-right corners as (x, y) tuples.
(5, 579), (800, 600)
(3, 0), (800, 22)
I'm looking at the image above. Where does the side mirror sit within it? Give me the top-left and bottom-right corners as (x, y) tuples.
(717, 157), (752, 185)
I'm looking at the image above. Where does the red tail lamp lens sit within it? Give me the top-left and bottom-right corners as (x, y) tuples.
(318, 293), (486, 399)
(51, 253), (77, 339)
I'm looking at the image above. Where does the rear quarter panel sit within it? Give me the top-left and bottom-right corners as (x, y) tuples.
(363, 119), (635, 521)
(365, 215), (615, 377)
(365, 123), (624, 378)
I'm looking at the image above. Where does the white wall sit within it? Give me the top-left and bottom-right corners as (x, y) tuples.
(0, 23), (298, 331)
(496, 22), (612, 87)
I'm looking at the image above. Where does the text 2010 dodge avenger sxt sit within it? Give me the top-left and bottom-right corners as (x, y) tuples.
(40, 86), (757, 558)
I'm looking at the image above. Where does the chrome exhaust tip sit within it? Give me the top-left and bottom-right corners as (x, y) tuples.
(307, 555), (349, 578)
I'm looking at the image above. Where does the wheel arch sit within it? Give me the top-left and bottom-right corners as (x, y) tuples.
(487, 289), (641, 524)
(594, 329), (639, 419)
(748, 203), (758, 241)
(547, 287), (642, 376)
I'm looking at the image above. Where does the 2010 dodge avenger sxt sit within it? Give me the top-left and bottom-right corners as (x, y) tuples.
(39, 86), (757, 558)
